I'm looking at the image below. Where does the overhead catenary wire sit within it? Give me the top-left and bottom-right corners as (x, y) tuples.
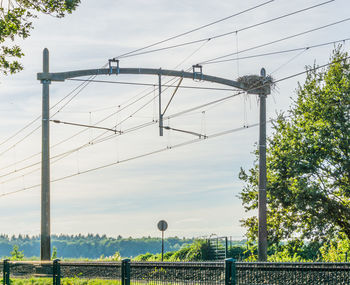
(0, 84), (158, 173)
(0, 1), (337, 159)
(0, 6), (340, 164)
(1, 54), (349, 188)
(0, 77), (96, 157)
(3, 28), (343, 154)
(0, 120), (158, 182)
(54, 68), (196, 147)
(0, 80), (150, 172)
(0, 76), (94, 148)
(273, 55), (350, 84)
(1, 54), (348, 181)
(199, 17), (350, 65)
(0, 119), (269, 198)
(270, 49), (308, 75)
(113, 0), (275, 59)
(84, 40), (211, 115)
(0, 47), (206, 173)
(200, 37), (350, 65)
(67, 78), (240, 92)
(0, 67), (195, 177)
(0, 86), (242, 182)
(117, 1), (336, 60)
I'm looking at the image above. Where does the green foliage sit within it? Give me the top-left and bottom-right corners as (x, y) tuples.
(0, 0), (80, 75)
(267, 240), (322, 262)
(168, 240), (213, 261)
(239, 47), (350, 244)
(319, 233), (350, 262)
(0, 234), (193, 259)
(227, 243), (257, 261)
(134, 240), (214, 261)
(134, 252), (155, 261)
(52, 246), (58, 259)
(10, 244), (24, 260)
(100, 251), (122, 261)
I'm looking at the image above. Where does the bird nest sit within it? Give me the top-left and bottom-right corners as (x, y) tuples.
(238, 74), (275, 93)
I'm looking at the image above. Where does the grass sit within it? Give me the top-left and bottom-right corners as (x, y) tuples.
(3, 278), (121, 285)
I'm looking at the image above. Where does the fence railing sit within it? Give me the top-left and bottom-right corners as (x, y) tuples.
(1, 258), (350, 284)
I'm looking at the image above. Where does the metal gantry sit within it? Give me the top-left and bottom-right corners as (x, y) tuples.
(37, 48), (270, 261)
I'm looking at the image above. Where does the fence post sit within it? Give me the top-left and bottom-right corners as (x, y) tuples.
(225, 258), (236, 285)
(53, 259), (61, 285)
(122, 259), (130, 285)
(3, 259), (10, 285)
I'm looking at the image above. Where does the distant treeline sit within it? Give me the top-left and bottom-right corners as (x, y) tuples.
(0, 234), (194, 259)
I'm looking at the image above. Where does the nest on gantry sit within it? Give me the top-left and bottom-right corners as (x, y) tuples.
(238, 74), (275, 92)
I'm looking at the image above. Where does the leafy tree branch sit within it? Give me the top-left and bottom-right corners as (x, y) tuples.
(0, 0), (80, 75)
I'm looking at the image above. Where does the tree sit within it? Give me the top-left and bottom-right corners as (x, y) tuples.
(239, 47), (350, 245)
(10, 244), (24, 260)
(0, 0), (80, 75)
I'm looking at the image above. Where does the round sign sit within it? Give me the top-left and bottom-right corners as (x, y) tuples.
(157, 220), (168, 231)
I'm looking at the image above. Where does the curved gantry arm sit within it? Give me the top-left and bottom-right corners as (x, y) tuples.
(37, 67), (249, 91)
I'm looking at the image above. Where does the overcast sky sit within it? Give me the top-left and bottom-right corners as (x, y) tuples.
(0, 0), (349, 240)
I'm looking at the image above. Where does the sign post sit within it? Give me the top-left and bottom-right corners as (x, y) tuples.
(157, 220), (168, 261)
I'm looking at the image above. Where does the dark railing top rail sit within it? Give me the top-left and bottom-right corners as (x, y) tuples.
(2, 260), (350, 265)
(131, 261), (224, 268)
(60, 261), (121, 267)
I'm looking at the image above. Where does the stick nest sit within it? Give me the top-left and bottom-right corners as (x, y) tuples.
(238, 75), (275, 90)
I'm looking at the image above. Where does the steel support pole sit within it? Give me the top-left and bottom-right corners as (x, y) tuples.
(158, 73), (163, 136)
(161, 231), (164, 261)
(41, 48), (51, 260)
(258, 90), (267, 261)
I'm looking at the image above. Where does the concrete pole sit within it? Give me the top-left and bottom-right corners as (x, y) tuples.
(258, 68), (267, 261)
(41, 48), (51, 260)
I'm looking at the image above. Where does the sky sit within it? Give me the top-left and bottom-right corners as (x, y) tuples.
(0, 0), (349, 240)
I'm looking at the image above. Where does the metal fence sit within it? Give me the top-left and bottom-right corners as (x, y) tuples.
(1, 258), (350, 284)
(130, 260), (224, 285)
(234, 261), (350, 285)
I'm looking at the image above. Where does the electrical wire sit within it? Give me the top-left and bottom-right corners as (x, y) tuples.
(2, 44), (348, 187)
(67, 78), (239, 92)
(0, 46), (206, 173)
(117, 1), (335, 60)
(273, 55), (350, 84)
(2, 53), (347, 180)
(0, 0), (337, 155)
(201, 37), (350, 65)
(270, 49), (308, 75)
(0, 70), (192, 177)
(46, 54), (350, 167)
(199, 17), (350, 65)
(2, 54), (349, 190)
(1, 6), (339, 165)
(0, 87), (240, 181)
(0, 119), (269, 198)
(0, 78), (95, 157)
(113, 0), (274, 59)
(0, 77), (92, 148)
(0, 86), (157, 173)
(0, 120), (158, 183)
